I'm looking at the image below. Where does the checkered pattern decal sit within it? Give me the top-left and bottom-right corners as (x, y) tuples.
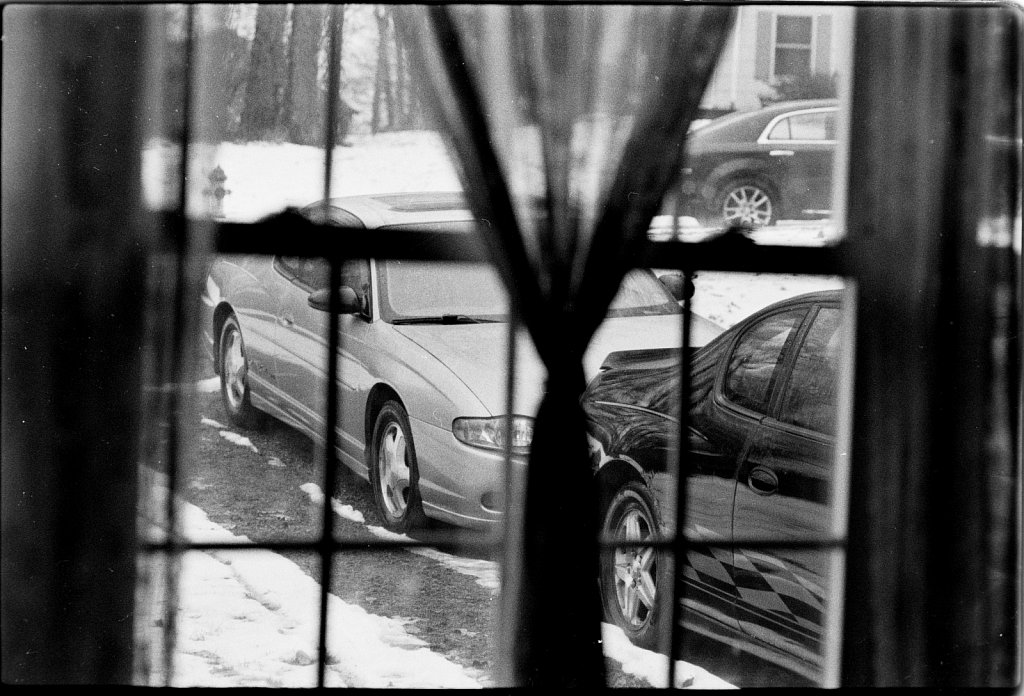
(733, 549), (824, 649)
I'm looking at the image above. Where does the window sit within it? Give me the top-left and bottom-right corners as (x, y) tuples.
(724, 310), (805, 414)
(3, 3), (1019, 690)
(774, 15), (814, 80)
(779, 306), (842, 435)
(767, 110), (837, 141)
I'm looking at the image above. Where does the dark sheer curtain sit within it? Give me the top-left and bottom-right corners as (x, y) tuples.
(397, 5), (734, 686)
(841, 6), (1020, 687)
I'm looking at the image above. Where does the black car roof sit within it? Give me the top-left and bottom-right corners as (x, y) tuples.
(691, 99), (838, 144)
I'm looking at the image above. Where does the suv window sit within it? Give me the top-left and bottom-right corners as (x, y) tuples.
(779, 306), (842, 434)
(723, 309), (805, 414)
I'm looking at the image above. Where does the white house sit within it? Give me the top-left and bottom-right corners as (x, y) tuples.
(702, 5), (855, 112)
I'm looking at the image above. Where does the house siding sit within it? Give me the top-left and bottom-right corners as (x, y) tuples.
(700, 6), (853, 113)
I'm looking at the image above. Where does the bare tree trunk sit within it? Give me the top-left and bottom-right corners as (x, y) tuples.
(240, 4), (288, 141)
(285, 4), (326, 145)
(395, 33), (410, 129)
(329, 6), (353, 144)
(372, 6), (395, 133)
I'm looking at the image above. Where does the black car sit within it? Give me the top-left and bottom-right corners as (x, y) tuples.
(681, 99), (838, 227)
(584, 290), (844, 683)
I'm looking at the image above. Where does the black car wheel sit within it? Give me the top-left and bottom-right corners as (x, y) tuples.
(218, 314), (262, 429)
(370, 401), (427, 533)
(716, 178), (778, 227)
(600, 481), (664, 649)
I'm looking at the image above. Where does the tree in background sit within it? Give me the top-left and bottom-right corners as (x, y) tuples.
(240, 5), (289, 141)
(371, 6), (419, 134)
(284, 4), (327, 146)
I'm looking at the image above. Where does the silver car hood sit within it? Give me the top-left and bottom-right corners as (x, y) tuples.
(393, 313), (722, 417)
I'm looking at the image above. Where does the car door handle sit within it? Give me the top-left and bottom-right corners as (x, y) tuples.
(747, 466), (779, 496)
(277, 315), (295, 327)
(769, 149), (795, 157)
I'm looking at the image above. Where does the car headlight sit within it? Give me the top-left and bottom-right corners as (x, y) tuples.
(452, 415), (534, 454)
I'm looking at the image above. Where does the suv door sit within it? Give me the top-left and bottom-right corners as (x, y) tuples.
(731, 304), (842, 681)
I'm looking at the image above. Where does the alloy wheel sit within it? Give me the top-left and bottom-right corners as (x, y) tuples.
(611, 507), (658, 628)
(722, 184), (774, 226)
(223, 328), (247, 411)
(378, 422), (411, 518)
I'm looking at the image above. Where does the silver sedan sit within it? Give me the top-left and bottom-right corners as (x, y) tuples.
(201, 193), (722, 532)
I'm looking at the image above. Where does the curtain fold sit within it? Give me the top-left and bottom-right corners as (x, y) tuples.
(397, 5), (734, 686)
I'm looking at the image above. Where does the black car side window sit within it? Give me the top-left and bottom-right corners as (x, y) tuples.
(767, 117), (792, 140)
(779, 306), (842, 435)
(788, 111), (833, 141)
(723, 309), (805, 414)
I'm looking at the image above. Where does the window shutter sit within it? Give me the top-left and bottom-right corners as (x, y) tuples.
(755, 11), (772, 81)
(815, 14), (833, 75)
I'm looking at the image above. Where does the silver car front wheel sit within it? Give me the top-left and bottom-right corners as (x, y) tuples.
(369, 401), (426, 533)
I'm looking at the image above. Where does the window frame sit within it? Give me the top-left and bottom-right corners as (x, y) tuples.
(717, 305), (810, 420)
(771, 12), (817, 81)
(772, 303), (843, 437)
(758, 106), (839, 145)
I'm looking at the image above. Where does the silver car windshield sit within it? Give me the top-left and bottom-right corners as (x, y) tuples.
(377, 259), (680, 323)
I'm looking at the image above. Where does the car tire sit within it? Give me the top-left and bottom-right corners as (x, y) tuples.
(600, 480), (665, 650)
(714, 178), (778, 227)
(369, 401), (427, 533)
(218, 314), (263, 429)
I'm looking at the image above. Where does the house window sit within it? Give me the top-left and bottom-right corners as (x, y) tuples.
(774, 16), (814, 79)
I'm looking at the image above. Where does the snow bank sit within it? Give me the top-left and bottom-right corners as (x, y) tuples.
(162, 495), (483, 688)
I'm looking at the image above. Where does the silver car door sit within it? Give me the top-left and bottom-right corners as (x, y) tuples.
(271, 256), (375, 474)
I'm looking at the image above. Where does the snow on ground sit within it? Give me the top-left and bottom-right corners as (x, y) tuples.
(299, 483), (500, 593)
(153, 467), (735, 688)
(196, 376), (221, 393)
(143, 473), (485, 688)
(602, 623), (737, 689)
(218, 430), (259, 453)
(143, 131), (462, 220)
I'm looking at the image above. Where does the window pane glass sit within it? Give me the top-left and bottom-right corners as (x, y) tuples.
(780, 306), (842, 434)
(788, 112), (832, 140)
(775, 47), (813, 78)
(724, 310), (806, 413)
(672, 6), (853, 240)
(776, 15), (813, 45)
(768, 117), (792, 140)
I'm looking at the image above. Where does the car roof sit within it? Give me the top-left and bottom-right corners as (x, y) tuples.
(692, 99), (838, 143)
(749, 288), (843, 315)
(302, 192), (475, 229)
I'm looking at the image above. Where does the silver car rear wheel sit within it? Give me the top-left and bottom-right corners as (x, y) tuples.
(218, 314), (261, 429)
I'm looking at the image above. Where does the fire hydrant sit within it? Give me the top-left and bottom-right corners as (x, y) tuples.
(204, 165), (230, 219)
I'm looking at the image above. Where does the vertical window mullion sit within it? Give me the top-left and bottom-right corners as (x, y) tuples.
(163, 5), (197, 686)
(316, 8), (344, 687)
(667, 268), (695, 689)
